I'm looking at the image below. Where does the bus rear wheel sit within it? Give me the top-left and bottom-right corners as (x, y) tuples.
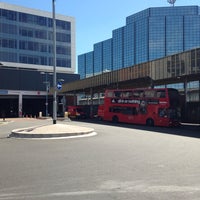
(98, 116), (102, 121)
(146, 118), (154, 126)
(112, 116), (119, 123)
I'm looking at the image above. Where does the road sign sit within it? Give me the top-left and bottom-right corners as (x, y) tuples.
(57, 82), (62, 90)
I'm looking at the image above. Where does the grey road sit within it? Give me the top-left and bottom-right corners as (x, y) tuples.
(0, 118), (200, 200)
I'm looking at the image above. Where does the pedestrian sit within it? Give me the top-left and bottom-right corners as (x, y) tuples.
(1, 110), (5, 121)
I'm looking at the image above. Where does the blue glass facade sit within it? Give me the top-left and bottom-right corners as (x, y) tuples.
(0, 3), (75, 73)
(166, 16), (184, 55)
(135, 18), (149, 64)
(94, 42), (103, 75)
(78, 5), (200, 79)
(184, 16), (200, 50)
(124, 23), (135, 68)
(149, 16), (165, 60)
(102, 39), (112, 72)
(78, 54), (86, 79)
(113, 27), (124, 70)
(85, 52), (94, 78)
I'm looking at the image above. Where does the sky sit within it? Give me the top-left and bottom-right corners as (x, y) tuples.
(1, 0), (200, 56)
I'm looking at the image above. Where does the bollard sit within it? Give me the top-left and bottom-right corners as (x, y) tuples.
(64, 112), (68, 118)
(39, 112), (42, 118)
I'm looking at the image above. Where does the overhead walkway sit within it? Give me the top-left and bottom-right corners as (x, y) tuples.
(55, 48), (200, 95)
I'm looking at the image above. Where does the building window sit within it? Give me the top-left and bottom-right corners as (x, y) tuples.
(0, 9), (17, 21)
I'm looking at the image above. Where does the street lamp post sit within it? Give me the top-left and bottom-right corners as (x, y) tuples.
(41, 72), (52, 117)
(52, 0), (57, 124)
(43, 81), (50, 117)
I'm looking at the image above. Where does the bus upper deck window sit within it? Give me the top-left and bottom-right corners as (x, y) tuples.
(107, 91), (114, 97)
(114, 91), (121, 98)
(144, 90), (156, 98)
(157, 90), (166, 98)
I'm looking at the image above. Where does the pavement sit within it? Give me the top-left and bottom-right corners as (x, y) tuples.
(6, 118), (95, 139)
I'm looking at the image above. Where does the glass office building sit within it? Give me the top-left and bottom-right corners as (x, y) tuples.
(102, 39), (112, 73)
(85, 52), (94, 78)
(94, 42), (103, 75)
(0, 2), (79, 118)
(78, 6), (200, 79)
(0, 2), (75, 73)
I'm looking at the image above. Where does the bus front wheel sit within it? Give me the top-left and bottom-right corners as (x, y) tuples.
(146, 118), (154, 126)
(112, 116), (119, 123)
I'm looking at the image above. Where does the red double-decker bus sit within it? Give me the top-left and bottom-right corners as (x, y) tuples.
(97, 88), (180, 127)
